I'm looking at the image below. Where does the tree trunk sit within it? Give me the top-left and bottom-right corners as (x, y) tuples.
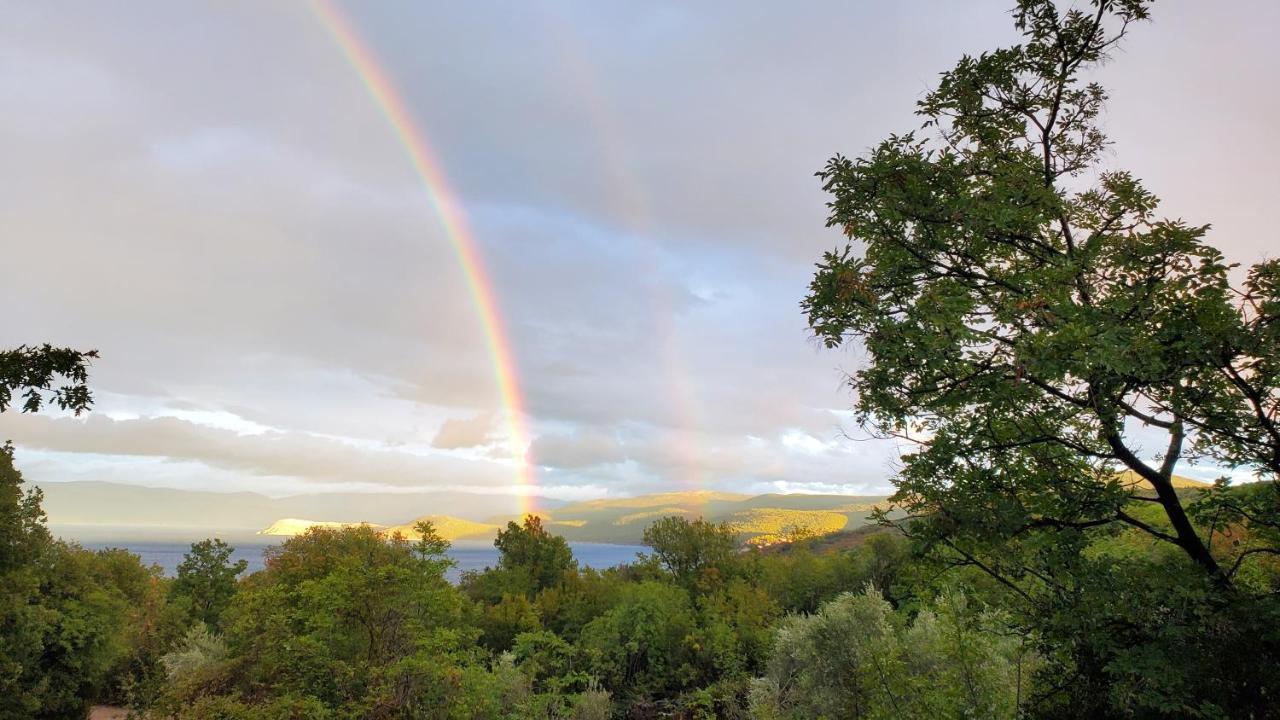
(1106, 433), (1227, 585)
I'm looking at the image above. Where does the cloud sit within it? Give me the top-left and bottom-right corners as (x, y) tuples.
(530, 427), (626, 470)
(431, 413), (496, 450)
(0, 1), (1274, 500)
(0, 414), (515, 490)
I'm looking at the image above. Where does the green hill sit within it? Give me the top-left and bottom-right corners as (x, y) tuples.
(255, 489), (894, 546)
(385, 515), (501, 541)
(727, 508), (849, 545)
(482, 490), (890, 544)
(1116, 471), (1212, 492)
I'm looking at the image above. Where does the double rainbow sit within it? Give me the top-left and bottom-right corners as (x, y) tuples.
(311, 0), (534, 514)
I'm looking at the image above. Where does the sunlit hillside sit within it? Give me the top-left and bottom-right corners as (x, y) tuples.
(259, 518), (384, 536)
(727, 508), (849, 545)
(385, 515), (501, 541)
(1116, 471), (1213, 492)
(259, 490), (893, 545)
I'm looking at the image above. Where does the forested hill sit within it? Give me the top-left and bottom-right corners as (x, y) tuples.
(38, 481), (565, 539)
(359, 490), (895, 544)
(37, 480), (895, 545)
(258, 486), (896, 543)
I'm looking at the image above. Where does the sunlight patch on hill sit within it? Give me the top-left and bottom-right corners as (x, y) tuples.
(728, 508), (848, 545)
(1116, 471), (1211, 492)
(385, 515), (500, 541)
(258, 518), (383, 537)
(614, 507), (695, 526)
(831, 502), (881, 513)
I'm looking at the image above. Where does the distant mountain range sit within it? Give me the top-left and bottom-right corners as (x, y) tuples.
(249, 473), (1212, 545)
(44, 474), (1205, 546)
(38, 481), (565, 541)
(260, 489), (895, 545)
(37, 480), (893, 545)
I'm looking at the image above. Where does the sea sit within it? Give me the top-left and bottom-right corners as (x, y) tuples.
(74, 538), (648, 584)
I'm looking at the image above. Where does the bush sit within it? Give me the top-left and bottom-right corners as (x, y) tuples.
(751, 587), (1031, 719)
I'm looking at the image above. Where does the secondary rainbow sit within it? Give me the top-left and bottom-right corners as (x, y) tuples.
(544, 18), (710, 504)
(310, 0), (535, 513)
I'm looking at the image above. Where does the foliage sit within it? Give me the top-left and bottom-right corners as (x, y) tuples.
(155, 523), (482, 716)
(479, 592), (542, 651)
(0, 344), (98, 415)
(87, 546), (182, 708)
(751, 587), (1031, 719)
(752, 531), (910, 614)
(580, 580), (699, 699)
(0, 443), (139, 720)
(797, 1), (1280, 715)
(169, 538), (248, 630)
(14, 459), (1274, 718)
(802, 0), (1280, 586)
(160, 623), (228, 680)
(643, 516), (739, 590)
(727, 508), (847, 546)
(492, 514), (578, 596)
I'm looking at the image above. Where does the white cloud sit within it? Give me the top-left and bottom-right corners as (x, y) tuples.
(1, 0), (1274, 500)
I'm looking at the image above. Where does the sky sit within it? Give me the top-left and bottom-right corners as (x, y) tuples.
(1, 1), (1276, 502)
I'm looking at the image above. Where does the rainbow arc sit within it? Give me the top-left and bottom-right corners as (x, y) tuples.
(311, 0), (535, 514)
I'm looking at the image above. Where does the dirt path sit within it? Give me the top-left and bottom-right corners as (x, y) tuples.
(89, 707), (129, 720)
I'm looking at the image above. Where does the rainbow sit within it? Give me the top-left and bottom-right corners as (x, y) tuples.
(544, 19), (709, 506)
(310, 0), (535, 514)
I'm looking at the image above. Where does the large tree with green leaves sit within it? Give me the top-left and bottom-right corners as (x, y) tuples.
(169, 539), (248, 631)
(0, 343), (114, 718)
(493, 515), (578, 594)
(804, 0), (1278, 589)
(642, 516), (738, 591)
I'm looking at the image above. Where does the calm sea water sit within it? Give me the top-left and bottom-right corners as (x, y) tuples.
(79, 539), (648, 583)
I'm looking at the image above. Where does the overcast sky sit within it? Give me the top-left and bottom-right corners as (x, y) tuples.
(1, 1), (1276, 501)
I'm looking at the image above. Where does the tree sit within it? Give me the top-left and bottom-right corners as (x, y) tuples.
(802, 2), (1280, 713)
(169, 539), (247, 630)
(87, 546), (179, 708)
(750, 588), (1030, 719)
(0, 344), (97, 415)
(494, 515), (577, 594)
(803, 0), (1278, 587)
(642, 516), (738, 590)
(0, 445), (129, 719)
(580, 581), (698, 699)
(0, 342), (112, 718)
(158, 524), (480, 716)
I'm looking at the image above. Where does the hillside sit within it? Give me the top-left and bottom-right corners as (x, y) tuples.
(385, 515), (500, 541)
(727, 508), (849, 545)
(260, 518), (384, 536)
(257, 490), (895, 545)
(38, 481), (566, 540)
(1117, 471), (1212, 492)
(528, 490), (892, 544)
(37, 481), (895, 546)
(52, 477), (1205, 546)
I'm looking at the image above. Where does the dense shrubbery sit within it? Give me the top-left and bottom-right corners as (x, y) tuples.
(751, 588), (1031, 719)
(6, 449), (1280, 718)
(0, 443), (186, 719)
